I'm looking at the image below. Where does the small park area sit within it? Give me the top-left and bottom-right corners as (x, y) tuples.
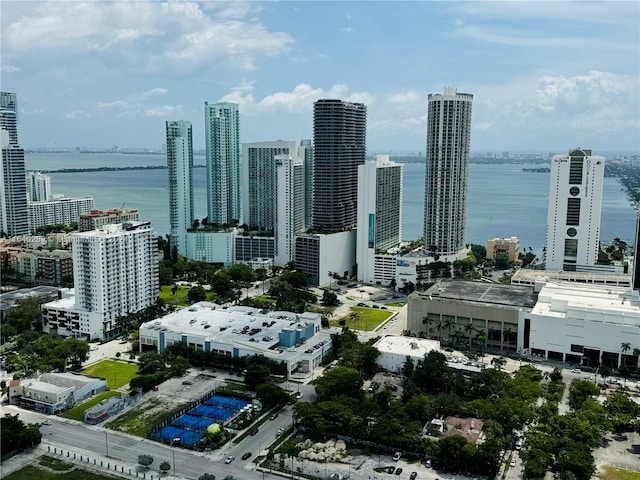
(82, 359), (138, 389)
(159, 285), (192, 306)
(332, 306), (393, 331)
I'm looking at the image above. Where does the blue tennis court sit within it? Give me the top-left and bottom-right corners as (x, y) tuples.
(189, 404), (235, 422)
(153, 394), (251, 446)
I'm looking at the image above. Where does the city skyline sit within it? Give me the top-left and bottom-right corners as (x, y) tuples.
(1, 1), (638, 153)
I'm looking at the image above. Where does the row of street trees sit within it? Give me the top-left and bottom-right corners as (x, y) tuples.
(295, 341), (549, 477)
(419, 317), (516, 353)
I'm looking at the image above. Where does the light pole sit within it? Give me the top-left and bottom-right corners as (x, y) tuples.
(172, 450), (176, 475)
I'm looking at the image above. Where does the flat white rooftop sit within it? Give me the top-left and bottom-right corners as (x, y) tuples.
(374, 335), (441, 357)
(140, 302), (321, 351)
(532, 281), (640, 324)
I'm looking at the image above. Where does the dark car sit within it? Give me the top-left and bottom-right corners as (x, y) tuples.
(182, 380), (192, 385)
(250, 428), (259, 436)
(387, 466), (395, 474)
(410, 472), (417, 480)
(395, 468), (403, 475)
(241, 452), (252, 460)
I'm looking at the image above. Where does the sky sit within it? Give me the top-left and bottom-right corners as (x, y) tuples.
(2, 1), (639, 154)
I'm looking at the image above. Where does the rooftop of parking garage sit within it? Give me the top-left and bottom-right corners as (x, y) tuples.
(414, 281), (538, 309)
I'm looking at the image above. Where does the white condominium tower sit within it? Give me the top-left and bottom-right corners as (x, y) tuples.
(357, 155), (403, 283)
(0, 91), (28, 237)
(166, 120), (194, 256)
(274, 148), (310, 266)
(0, 92), (18, 145)
(423, 87), (473, 257)
(242, 140), (312, 233)
(546, 148), (604, 272)
(204, 102), (241, 225)
(26, 172), (52, 202)
(72, 222), (158, 337)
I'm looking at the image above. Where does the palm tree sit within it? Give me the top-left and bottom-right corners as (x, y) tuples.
(350, 311), (361, 329)
(463, 323), (476, 342)
(422, 315), (435, 337)
(453, 328), (465, 346)
(503, 327), (514, 348)
(621, 342), (631, 366)
(633, 348), (640, 368)
(435, 318), (444, 339)
(442, 317), (456, 339)
(475, 331), (488, 358)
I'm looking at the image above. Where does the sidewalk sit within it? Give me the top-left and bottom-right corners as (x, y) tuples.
(1, 440), (192, 480)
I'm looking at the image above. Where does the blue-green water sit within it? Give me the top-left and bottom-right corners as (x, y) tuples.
(25, 153), (637, 255)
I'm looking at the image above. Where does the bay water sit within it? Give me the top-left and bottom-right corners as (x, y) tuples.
(25, 153), (637, 256)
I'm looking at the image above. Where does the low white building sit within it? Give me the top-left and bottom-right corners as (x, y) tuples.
(295, 230), (357, 286)
(139, 302), (333, 376)
(518, 281), (640, 368)
(28, 196), (95, 231)
(9, 372), (107, 414)
(185, 229), (236, 266)
(373, 335), (441, 372)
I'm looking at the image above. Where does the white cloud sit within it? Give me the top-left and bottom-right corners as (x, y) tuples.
(140, 88), (168, 99)
(453, 1), (638, 26)
(468, 70), (639, 149)
(2, 1), (293, 75)
(143, 106), (178, 117)
(453, 25), (633, 51)
(65, 88), (181, 120)
(221, 83), (375, 114)
(0, 65), (21, 73)
(65, 110), (91, 119)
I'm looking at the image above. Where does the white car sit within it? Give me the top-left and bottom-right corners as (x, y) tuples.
(510, 459), (516, 468)
(392, 452), (402, 461)
(295, 392), (303, 399)
(571, 368), (580, 373)
(42, 419), (52, 426)
(225, 456), (235, 464)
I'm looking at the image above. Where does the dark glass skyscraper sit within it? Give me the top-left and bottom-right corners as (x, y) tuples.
(423, 88), (473, 257)
(313, 99), (366, 232)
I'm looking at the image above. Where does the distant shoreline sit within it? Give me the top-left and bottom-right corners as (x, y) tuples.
(32, 165), (206, 174)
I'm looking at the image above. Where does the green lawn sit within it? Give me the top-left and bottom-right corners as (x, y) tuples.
(159, 285), (192, 306)
(331, 307), (393, 331)
(599, 466), (640, 480)
(105, 398), (190, 437)
(61, 391), (121, 421)
(5, 464), (118, 480)
(81, 360), (138, 389)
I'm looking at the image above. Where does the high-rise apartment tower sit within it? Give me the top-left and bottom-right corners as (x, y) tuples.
(545, 148), (604, 271)
(0, 92), (28, 237)
(357, 155), (403, 283)
(313, 99), (366, 231)
(72, 222), (158, 337)
(204, 102), (241, 225)
(166, 120), (194, 256)
(0, 92), (18, 145)
(26, 172), (52, 202)
(423, 87), (473, 257)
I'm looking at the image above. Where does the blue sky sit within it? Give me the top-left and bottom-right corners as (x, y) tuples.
(2, 1), (639, 153)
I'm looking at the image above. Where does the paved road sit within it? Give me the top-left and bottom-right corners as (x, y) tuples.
(0, 405), (266, 480)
